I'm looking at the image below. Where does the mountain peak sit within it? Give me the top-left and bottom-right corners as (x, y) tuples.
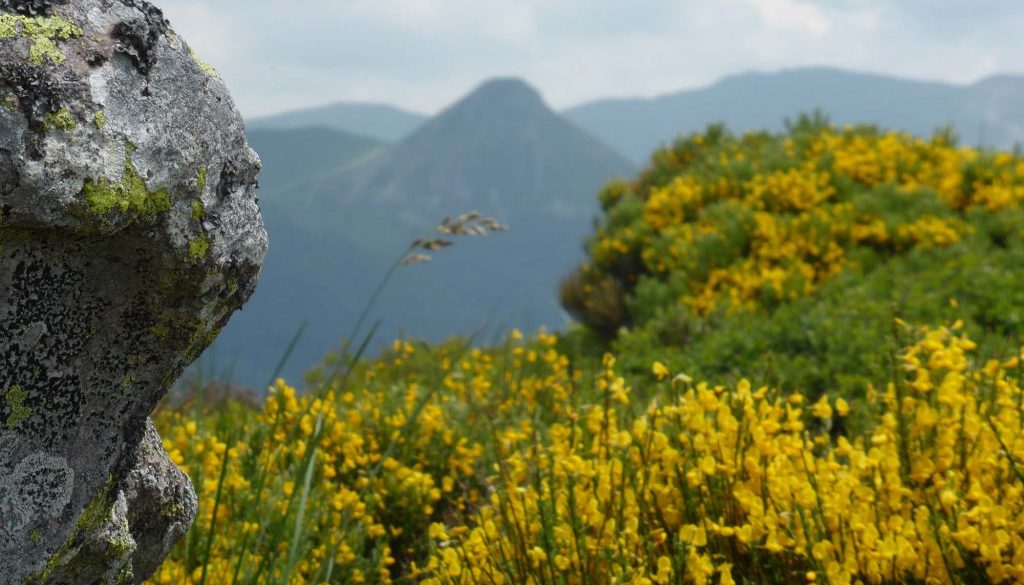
(345, 74), (634, 227)
(456, 77), (548, 113)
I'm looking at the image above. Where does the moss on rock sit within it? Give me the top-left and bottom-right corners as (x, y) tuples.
(187, 234), (208, 263)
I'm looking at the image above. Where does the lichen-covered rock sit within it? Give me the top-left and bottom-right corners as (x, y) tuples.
(0, 0), (267, 582)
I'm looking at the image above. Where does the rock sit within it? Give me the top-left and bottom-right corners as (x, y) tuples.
(120, 420), (198, 581)
(0, 0), (267, 582)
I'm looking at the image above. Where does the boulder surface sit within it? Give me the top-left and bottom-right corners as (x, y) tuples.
(0, 0), (267, 582)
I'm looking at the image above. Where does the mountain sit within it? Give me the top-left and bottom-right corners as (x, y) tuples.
(247, 127), (385, 196)
(249, 102), (428, 142)
(207, 78), (637, 388)
(313, 78), (636, 241)
(565, 67), (1024, 164)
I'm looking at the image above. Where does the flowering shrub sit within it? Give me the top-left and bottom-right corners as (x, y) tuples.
(579, 122), (1023, 316)
(153, 324), (1024, 584)
(422, 324), (1024, 585)
(151, 333), (573, 584)
(561, 119), (1024, 398)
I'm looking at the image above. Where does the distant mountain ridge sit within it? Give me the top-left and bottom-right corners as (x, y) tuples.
(564, 67), (1024, 163)
(246, 67), (1024, 167)
(249, 102), (427, 142)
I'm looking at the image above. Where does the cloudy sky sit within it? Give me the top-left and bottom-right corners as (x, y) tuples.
(157, 0), (1024, 119)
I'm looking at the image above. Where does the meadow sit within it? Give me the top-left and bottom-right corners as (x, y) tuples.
(151, 117), (1024, 584)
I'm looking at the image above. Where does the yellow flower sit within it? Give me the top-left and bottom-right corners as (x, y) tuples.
(554, 554), (571, 571)
(811, 395), (833, 419)
(651, 361), (670, 381)
(834, 397), (850, 417)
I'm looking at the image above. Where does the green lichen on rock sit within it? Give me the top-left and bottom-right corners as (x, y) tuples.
(0, 14), (83, 65)
(105, 532), (133, 561)
(187, 234), (209, 263)
(43, 108), (75, 132)
(94, 111), (106, 128)
(160, 501), (185, 520)
(4, 384), (30, 429)
(83, 144), (172, 222)
(196, 166), (207, 191)
(30, 530), (42, 546)
(181, 317), (222, 362)
(114, 565), (134, 585)
(2, 94), (17, 112)
(188, 46), (217, 78)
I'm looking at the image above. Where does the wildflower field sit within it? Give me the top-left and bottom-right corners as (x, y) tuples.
(153, 119), (1024, 584)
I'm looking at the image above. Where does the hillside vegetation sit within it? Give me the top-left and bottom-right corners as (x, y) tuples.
(563, 116), (1024, 414)
(154, 118), (1024, 584)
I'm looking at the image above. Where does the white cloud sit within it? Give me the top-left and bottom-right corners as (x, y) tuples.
(155, 0), (1024, 118)
(746, 0), (831, 36)
(159, 1), (239, 65)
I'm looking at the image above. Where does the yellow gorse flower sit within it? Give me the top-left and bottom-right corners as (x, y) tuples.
(581, 124), (1024, 317)
(155, 323), (1024, 584)
(419, 326), (1024, 585)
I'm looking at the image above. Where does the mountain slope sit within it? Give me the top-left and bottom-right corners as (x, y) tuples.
(565, 67), (1024, 163)
(247, 127), (385, 196)
(208, 78), (637, 388)
(249, 102), (427, 142)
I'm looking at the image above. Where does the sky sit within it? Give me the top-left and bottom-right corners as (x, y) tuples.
(157, 0), (1024, 119)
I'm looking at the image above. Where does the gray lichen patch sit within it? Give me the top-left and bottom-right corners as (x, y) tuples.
(0, 451), (75, 547)
(0, 13), (83, 64)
